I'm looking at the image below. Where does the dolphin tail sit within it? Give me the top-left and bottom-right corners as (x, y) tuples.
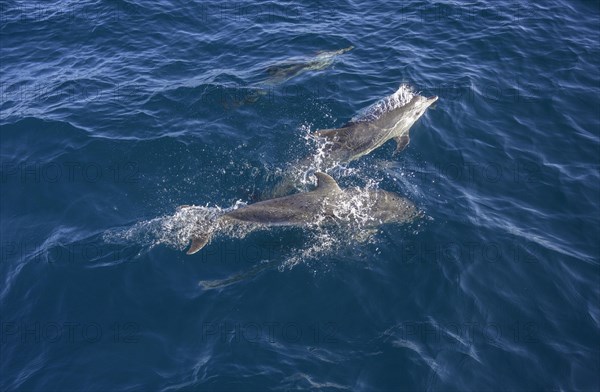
(186, 233), (212, 255)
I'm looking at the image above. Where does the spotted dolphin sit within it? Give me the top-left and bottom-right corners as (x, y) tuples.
(313, 84), (438, 165)
(264, 46), (353, 84)
(265, 85), (438, 199)
(183, 172), (418, 254)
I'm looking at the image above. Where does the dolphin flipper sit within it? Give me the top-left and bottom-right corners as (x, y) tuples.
(393, 135), (410, 155)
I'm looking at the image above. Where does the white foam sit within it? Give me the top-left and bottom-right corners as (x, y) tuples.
(102, 203), (257, 252)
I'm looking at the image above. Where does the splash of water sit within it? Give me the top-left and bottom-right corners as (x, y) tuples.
(266, 123), (362, 198)
(102, 203), (257, 252)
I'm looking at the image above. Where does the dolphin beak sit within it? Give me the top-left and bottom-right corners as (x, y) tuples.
(427, 96), (438, 110)
(428, 96), (438, 109)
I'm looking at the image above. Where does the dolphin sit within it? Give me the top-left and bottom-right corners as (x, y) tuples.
(183, 172), (418, 254)
(264, 85), (438, 199)
(313, 84), (438, 165)
(264, 46), (353, 84)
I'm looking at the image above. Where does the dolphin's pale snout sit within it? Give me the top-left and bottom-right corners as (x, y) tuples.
(425, 96), (438, 110)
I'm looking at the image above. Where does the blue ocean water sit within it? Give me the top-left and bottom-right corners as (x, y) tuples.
(1, 0), (599, 390)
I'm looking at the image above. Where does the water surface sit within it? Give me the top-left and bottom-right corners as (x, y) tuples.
(1, 0), (599, 390)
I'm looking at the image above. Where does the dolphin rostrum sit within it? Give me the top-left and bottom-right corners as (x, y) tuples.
(313, 84), (438, 165)
(183, 172), (418, 254)
(264, 46), (353, 84)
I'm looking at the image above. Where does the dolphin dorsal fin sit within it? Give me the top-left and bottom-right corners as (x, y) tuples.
(186, 234), (211, 255)
(314, 172), (341, 193)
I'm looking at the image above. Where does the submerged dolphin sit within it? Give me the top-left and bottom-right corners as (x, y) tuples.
(183, 172), (418, 254)
(313, 84), (438, 165)
(265, 46), (353, 84)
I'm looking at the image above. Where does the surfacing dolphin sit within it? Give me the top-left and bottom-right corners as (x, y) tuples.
(182, 172), (418, 254)
(264, 46), (353, 84)
(265, 85), (438, 199)
(313, 84), (438, 165)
